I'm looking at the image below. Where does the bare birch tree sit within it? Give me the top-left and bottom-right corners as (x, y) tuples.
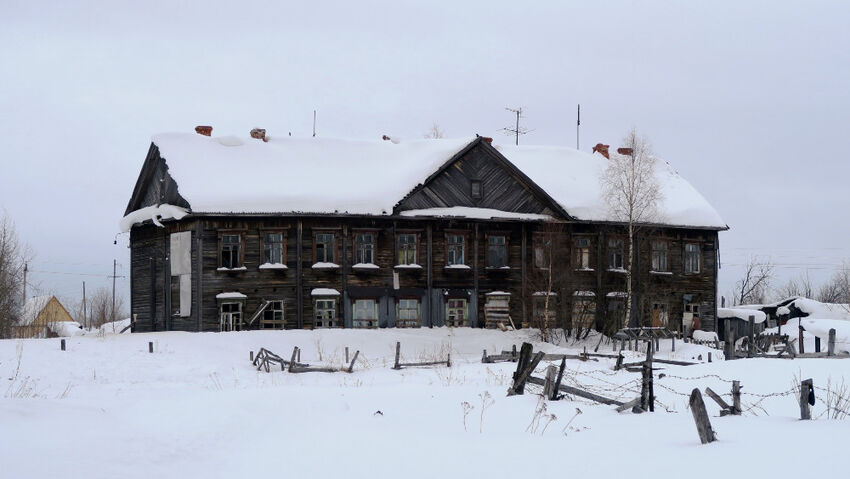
(733, 256), (774, 305)
(423, 123), (444, 139)
(0, 214), (28, 338)
(600, 129), (662, 328)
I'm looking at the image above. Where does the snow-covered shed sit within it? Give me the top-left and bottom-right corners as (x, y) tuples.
(15, 295), (81, 338)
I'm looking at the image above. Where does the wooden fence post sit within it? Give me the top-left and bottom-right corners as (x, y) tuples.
(288, 347), (298, 372)
(731, 380), (742, 415)
(543, 365), (558, 400)
(828, 329), (836, 356)
(60, 339), (65, 351)
(250, 350), (254, 362)
(748, 315), (755, 358)
(800, 378), (813, 420)
(689, 389), (717, 444)
(148, 341), (153, 353)
(671, 335), (675, 352)
(708, 352), (712, 363)
(725, 320), (735, 360)
(345, 346), (349, 363)
(553, 357), (566, 400)
(798, 324), (805, 354)
(393, 342), (401, 370)
(347, 350), (360, 373)
(815, 336), (821, 353)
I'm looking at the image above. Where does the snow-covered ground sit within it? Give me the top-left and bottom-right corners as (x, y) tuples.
(1, 328), (847, 478)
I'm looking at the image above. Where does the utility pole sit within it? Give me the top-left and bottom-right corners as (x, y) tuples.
(503, 107), (531, 145)
(111, 259), (117, 322)
(576, 104), (581, 150)
(82, 281), (87, 329)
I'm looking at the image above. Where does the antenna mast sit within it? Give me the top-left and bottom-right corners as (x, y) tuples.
(502, 107), (531, 145)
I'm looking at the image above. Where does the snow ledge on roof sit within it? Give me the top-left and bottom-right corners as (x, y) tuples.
(311, 288), (340, 296)
(400, 207), (553, 221)
(120, 204), (188, 232)
(216, 292), (247, 299)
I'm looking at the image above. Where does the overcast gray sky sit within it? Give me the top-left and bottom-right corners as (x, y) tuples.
(2, 0), (848, 308)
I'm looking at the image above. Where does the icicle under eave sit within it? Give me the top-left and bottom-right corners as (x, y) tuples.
(120, 204), (189, 232)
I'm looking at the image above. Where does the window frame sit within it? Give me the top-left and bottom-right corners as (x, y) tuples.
(313, 231), (336, 264)
(313, 298), (338, 328)
(486, 232), (509, 268)
(218, 231), (244, 269)
(260, 230), (287, 266)
(607, 238), (624, 270)
(532, 233), (553, 270)
(261, 300), (285, 329)
(445, 298), (468, 327)
(684, 243), (701, 274)
(396, 232), (420, 266)
(352, 298), (379, 328)
(574, 236), (592, 270)
(651, 240), (669, 272)
(571, 297), (596, 329)
(219, 301), (243, 332)
(470, 179), (483, 199)
(445, 231), (468, 266)
(396, 298), (421, 328)
(354, 231), (376, 265)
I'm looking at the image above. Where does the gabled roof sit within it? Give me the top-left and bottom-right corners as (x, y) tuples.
(19, 295), (73, 326)
(121, 132), (727, 230)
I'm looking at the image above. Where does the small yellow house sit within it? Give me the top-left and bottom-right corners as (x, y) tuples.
(15, 296), (80, 338)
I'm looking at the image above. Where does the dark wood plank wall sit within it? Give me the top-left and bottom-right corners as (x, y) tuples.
(130, 216), (718, 334)
(395, 144), (557, 215)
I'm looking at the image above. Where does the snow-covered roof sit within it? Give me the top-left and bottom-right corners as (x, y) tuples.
(718, 308), (767, 324)
(125, 133), (725, 230)
(788, 298), (850, 321)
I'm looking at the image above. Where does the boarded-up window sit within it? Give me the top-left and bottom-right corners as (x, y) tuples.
(170, 232), (192, 317)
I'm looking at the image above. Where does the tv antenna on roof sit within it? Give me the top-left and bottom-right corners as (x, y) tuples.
(502, 107), (532, 145)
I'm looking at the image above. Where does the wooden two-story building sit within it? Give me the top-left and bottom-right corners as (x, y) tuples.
(122, 129), (727, 335)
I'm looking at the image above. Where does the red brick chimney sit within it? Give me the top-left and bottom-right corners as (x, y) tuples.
(593, 143), (610, 159)
(617, 147), (633, 156)
(480, 136), (493, 144)
(250, 128), (268, 142)
(195, 125), (212, 136)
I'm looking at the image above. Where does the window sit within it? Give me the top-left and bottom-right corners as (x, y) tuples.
(487, 235), (507, 268)
(397, 299), (421, 328)
(315, 233), (335, 263)
(607, 299), (625, 329)
(533, 296), (557, 325)
(651, 241), (668, 272)
(683, 300), (700, 334)
(397, 234), (418, 265)
(314, 299), (337, 328)
(263, 233), (284, 264)
(447, 234), (465, 265)
(533, 235), (552, 269)
(484, 293), (510, 328)
(575, 237), (591, 269)
(353, 299), (379, 328)
(262, 300), (284, 329)
(446, 298), (468, 327)
(471, 180), (482, 199)
(684, 243), (701, 273)
(220, 302), (242, 331)
(608, 239), (624, 269)
(572, 298), (596, 329)
(220, 234), (241, 268)
(650, 302), (668, 327)
(355, 233), (375, 264)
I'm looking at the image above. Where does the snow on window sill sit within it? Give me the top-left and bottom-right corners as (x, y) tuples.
(650, 270), (673, 276)
(607, 268), (627, 273)
(352, 263), (380, 270)
(485, 266), (511, 271)
(312, 262), (340, 270)
(258, 263), (288, 270)
(574, 268), (595, 272)
(394, 264), (423, 270)
(217, 266), (247, 272)
(444, 264), (471, 270)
